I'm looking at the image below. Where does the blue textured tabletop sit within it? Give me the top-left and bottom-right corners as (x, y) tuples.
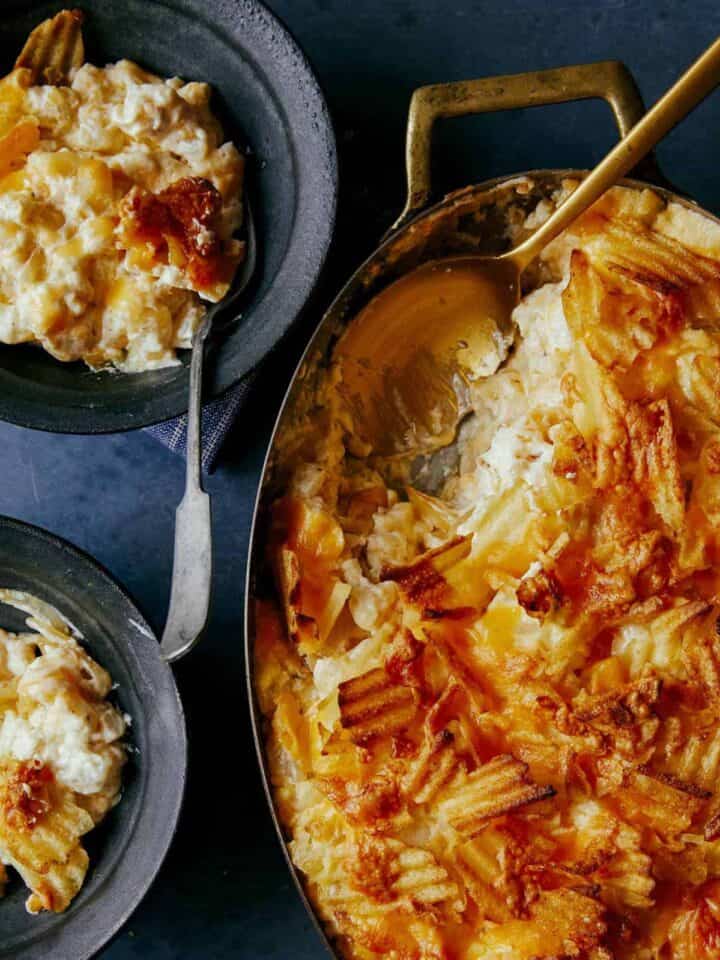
(1, 1), (720, 957)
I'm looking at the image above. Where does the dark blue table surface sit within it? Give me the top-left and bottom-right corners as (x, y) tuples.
(2, 1), (720, 957)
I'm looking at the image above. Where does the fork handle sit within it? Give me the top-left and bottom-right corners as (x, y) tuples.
(160, 314), (213, 663)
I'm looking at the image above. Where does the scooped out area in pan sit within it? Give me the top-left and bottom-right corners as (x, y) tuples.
(254, 179), (720, 960)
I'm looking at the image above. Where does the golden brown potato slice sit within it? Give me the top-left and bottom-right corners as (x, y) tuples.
(0, 759), (94, 913)
(403, 726), (463, 805)
(471, 888), (607, 960)
(0, 69), (32, 139)
(626, 397), (685, 534)
(597, 216), (720, 288)
(570, 340), (629, 489)
(381, 534), (472, 611)
(14, 9), (85, 86)
(270, 497), (347, 656)
(0, 118), (39, 181)
(389, 842), (461, 911)
(338, 666), (419, 743)
(667, 879), (720, 960)
(564, 248), (684, 371)
(454, 829), (519, 922)
(593, 823), (655, 912)
(608, 764), (709, 842)
(440, 754), (554, 837)
(347, 835), (462, 913)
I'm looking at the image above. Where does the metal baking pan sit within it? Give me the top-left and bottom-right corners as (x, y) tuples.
(0, 0), (337, 433)
(245, 60), (719, 958)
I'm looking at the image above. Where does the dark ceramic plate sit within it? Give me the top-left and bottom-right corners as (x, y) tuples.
(0, 517), (186, 960)
(0, 0), (337, 433)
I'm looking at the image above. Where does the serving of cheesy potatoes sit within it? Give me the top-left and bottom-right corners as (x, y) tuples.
(257, 182), (720, 959)
(0, 589), (126, 915)
(0, 10), (244, 372)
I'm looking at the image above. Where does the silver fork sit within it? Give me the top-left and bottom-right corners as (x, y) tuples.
(160, 201), (257, 662)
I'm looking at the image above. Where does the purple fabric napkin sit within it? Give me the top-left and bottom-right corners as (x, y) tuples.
(145, 373), (255, 472)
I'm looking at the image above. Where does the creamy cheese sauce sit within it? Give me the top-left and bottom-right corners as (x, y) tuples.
(258, 185), (720, 960)
(0, 59), (244, 371)
(0, 598), (126, 802)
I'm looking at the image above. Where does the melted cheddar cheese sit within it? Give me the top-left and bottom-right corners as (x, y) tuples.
(0, 55), (244, 372)
(258, 183), (720, 960)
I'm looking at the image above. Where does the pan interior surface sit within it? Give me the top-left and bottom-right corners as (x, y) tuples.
(0, 517), (186, 960)
(0, 0), (337, 432)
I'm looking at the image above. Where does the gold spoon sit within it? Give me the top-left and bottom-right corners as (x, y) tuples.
(337, 37), (720, 459)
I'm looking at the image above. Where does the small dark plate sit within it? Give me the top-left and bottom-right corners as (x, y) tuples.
(0, 516), (186, 960)
(0, 0), (337, 433)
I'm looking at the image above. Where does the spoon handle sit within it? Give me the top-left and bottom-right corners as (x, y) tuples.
(512, 36), (720, 271)
(160, 313), (213, 663)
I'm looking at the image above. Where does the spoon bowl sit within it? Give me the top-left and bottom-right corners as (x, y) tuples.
(336, 256), (517, 456)
(339, 36), (720, 459)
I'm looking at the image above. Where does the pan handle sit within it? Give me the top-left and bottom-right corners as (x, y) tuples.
(394, 60), (664, 231)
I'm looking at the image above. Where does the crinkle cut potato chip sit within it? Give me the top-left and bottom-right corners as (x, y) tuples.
(256, 182), (720, 959)
(14, 9), (85, 86)
(0, 759), (94, 915)
(0, 590), (127, 915)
